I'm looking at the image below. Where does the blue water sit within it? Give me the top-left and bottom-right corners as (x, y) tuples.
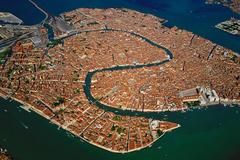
(1, 98), (240, 160)
(0, 0), (239, 53)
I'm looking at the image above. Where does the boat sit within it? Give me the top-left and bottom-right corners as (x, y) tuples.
(20, 122), (29, 129)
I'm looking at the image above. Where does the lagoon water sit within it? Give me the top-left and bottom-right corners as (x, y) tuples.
(1, 0), (240, 52)
(1, 98), (240, 160)
(0, 0), (240, 159)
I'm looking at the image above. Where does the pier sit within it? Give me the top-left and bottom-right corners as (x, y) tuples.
(28, 0), (49, 25)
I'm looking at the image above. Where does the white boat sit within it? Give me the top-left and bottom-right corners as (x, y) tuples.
(20, 122), (29, 129)
(157, 146), (162, 150)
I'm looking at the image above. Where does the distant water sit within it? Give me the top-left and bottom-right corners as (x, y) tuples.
(0, 0), (239, 53)
(0, 0), (240, 160)
(1, 98), (240, 160)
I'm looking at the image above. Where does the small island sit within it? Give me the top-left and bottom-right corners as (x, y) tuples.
(215, 18), (240, 35)
(206, 0), (240, 14)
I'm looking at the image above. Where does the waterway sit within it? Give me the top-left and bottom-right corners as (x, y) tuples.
(1, 98), (240, 160)
(1, 0), (239, 53)
(0, 0), (240, 160)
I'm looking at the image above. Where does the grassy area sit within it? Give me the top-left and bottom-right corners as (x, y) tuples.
(110, 124), (126, 134)
(7, 67), (14, 80)
(111, 124), (118, 131)
(47, 39), (63, 48)
(74, 101), (82, 106)
(52, 96), (65, 107)
(72, 70), (79, 82)
(230, 54), (238, 62)
(116, 127), (126, 134)
(184, 101), (200, 107)
(0, 47), (12, 63)
(112, 115), (122, 121)
(87, 21), (99, 26)
(157, 129), (163, 137)
(73, 88), (80, 94)
(39, 64), (47, 70)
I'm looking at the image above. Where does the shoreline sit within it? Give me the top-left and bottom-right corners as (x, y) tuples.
(51, 118), (181, 154)
(95, 98), (240, 113)
(98, 101), (189, 113)
(0, 6), (239, 155)
(0, 94), (179, 153)
(79, 27), (239, 114)
(0, 94), (182, 155)
(1, 94), (239, 153)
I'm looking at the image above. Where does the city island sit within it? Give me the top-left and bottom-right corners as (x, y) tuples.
(0, 4), (240, 153)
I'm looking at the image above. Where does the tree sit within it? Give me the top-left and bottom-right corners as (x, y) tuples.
(157, 129), (163, 137)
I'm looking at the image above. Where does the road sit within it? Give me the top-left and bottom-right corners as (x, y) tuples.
(0, 32), (34, 51)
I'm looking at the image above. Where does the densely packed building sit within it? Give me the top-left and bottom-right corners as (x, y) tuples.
(0, 8), (239, 152)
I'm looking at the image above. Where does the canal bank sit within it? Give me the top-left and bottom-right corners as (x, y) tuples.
(34, 0), (240, 53)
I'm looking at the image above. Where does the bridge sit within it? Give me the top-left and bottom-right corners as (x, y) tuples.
(28, 0), (49, 25)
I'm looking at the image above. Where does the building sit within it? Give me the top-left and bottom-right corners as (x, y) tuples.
(179, 86), (220, 107)
(30, 36), (42, 47)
